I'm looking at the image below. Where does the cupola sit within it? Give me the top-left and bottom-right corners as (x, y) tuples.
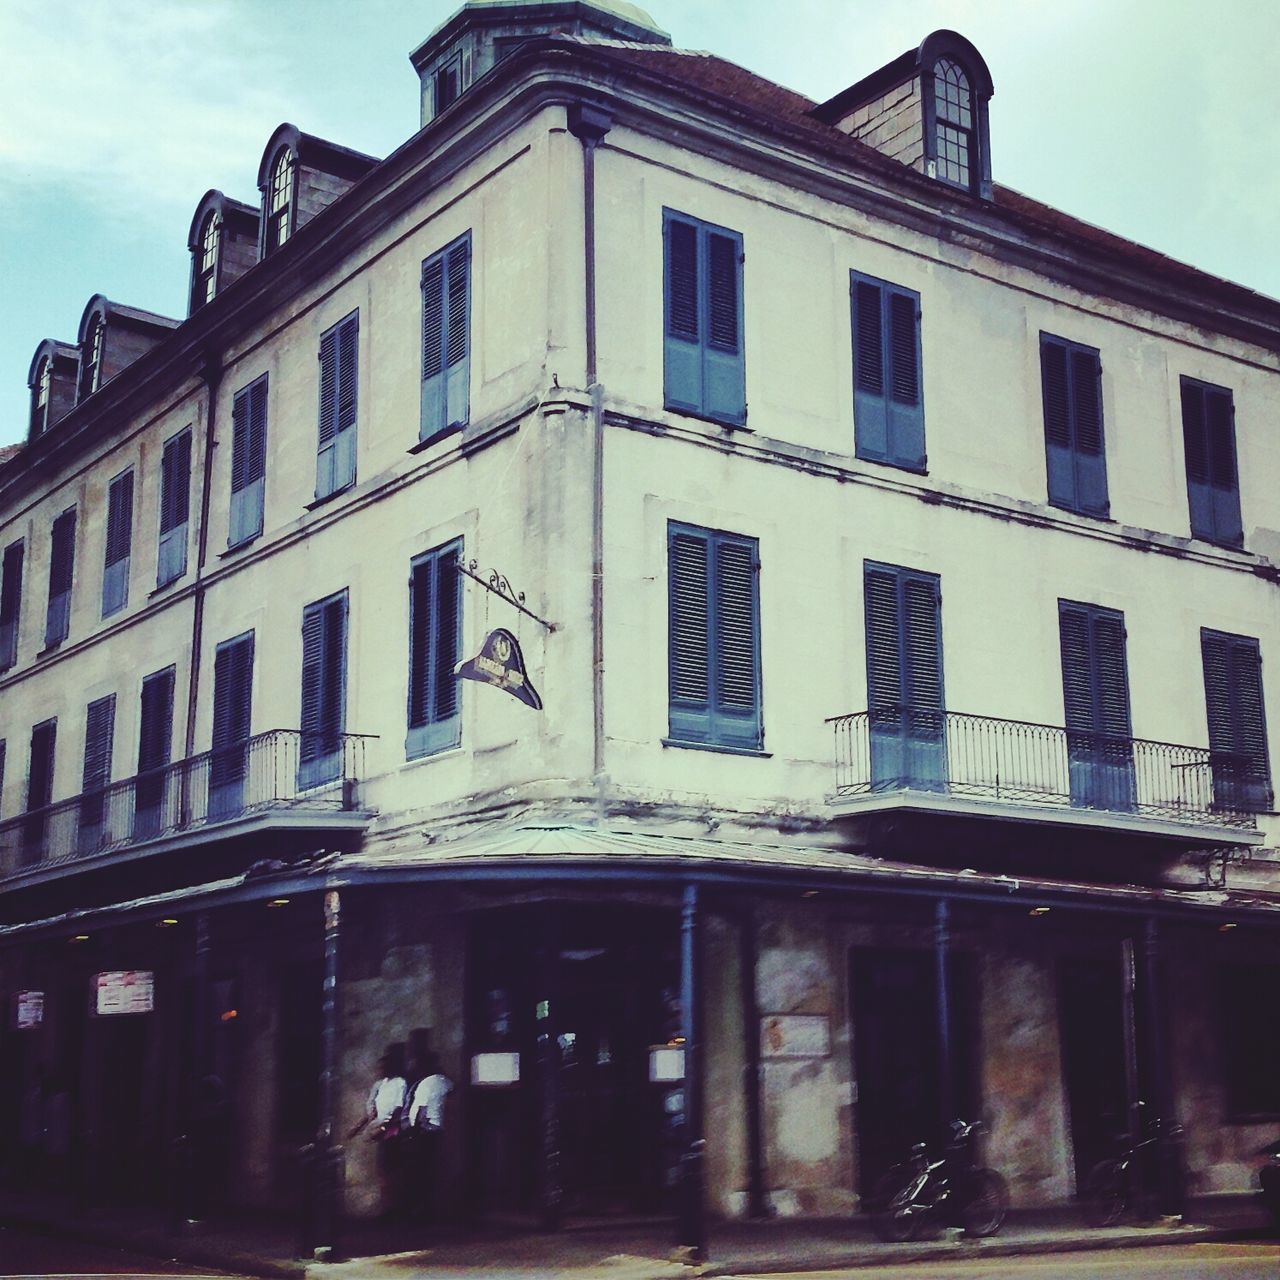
(813, 31), (994, 200)
(187, 190), (261, 315)
(409, 0), (671, 127)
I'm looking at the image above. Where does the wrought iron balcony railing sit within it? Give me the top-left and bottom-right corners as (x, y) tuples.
(828, 707), (1265, 830)
(0, 729), (373, 882)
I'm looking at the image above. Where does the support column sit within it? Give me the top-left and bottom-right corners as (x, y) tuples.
(934, 899), (954, 1134)
(1141, 918), (1185, 1217)
(305, 889), (344, 1261)
(536, 908), (563, 1231)
(739, 902), (767, 1219)
(678, 883), (706, 1259)
(1120, 936), (1141, 1140)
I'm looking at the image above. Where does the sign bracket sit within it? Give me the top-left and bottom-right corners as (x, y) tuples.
(459, 560), (557, 632)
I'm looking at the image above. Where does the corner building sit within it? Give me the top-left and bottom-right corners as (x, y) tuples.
(1, 0), (1279, 1234)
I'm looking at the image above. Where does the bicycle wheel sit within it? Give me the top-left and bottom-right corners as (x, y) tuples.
(874, 1175), (924, 1242)
(1084, 1159), (1127, 1227)
(962, 1168), (1008, 1238)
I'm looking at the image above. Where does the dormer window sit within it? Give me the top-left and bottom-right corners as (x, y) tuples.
(435, 54), (461, 114)
(266, 147), (295, 253)
(193, 211), (221, 310)
(79, 315), (103, 401)
(933, 58), (974, 190)
(31, 358), (51, 436)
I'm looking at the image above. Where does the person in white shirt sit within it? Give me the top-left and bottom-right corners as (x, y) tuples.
(352, 1047), (408, 1219)
(405, 1052), (453, 1222)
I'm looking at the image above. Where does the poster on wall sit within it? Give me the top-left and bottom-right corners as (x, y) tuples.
(13, 990), (44, 1029)
(93, 971), (155, 1016)
(760, 1013), (832, 1059)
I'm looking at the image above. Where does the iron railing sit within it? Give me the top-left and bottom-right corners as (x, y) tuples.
(828, 707), (1263, 830)
(0, 729), (373, 881)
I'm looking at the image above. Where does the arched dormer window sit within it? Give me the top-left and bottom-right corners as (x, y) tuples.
(194, 211), (221, 309)
(265, 146), (295, 254)
(918, 33), (993, 199)
(79, 314), (104, 401)
(933, 58), (975, 190)
(31, 357), (51, 436)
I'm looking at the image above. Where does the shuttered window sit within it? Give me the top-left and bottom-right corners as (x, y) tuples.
(407, 541), (462, 758)
(851, 272), (925, 470)
(1181, 378), (1243, 548)
(79, 693), (115, 851)
(667, 523), (761, 751)
(1041, 334), (1109, 517)
(316, 312), (359, 499)
(210, 632), (254, 815)
(0, 539), (24, 671)
(421, 235), (471, 442)
(1058, 600), (1135, 810)
(663, 210), (746, 426)
(45, 506), (76, 648)
(102, 468), (134, 617)
(1202, 629), (1271, 812)
(157, 427), (191, 587)
(300, 591), (348, 787)
(863, 562), (945, 789)
(135, 666), (175, 836)
(22, 718), (56, 865)
(0, 739), (5, 818)
(229, 376), (268, 548)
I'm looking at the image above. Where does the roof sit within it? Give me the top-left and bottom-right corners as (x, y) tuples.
(0, 444), (21, 469)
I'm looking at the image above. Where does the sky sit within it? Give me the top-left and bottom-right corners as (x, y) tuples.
(1, 0), (1277, 448)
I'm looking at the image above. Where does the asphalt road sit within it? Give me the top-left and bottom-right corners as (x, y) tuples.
(727, 1242), (1280, 1280)
(0, 1225), (246, 1278)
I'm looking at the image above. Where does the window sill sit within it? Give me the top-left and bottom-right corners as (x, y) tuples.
(408, 423), (464, 455)
(401, 744), (464, 769)
(36, 641), (64, 659)
(661, 737), (770, 758)
(664, 404), (751, 433)
(1047, 499), (1113, 523)
(149, 576), (185, 598)
(856, 452), (928, 477)
(219, 535), (260, 560)
(305, 486), (353, 513)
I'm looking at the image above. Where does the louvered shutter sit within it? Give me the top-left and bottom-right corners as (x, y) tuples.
(703, 229), (746, 424)
(316, 314), (358, 498)
(1091, 612), (1132, 739)
(668, 526), (712, 742)
(299, 592), (347, 786)
(444, 239), (471, 431)
(79, 694), (115, 850)
(853, 274), (925, 469)
(229, 379), (267, 547)
(27, 720), (56, 811)
(210, 633), (254, 811)
(1181, 380), (1214, 539)
(886, 290), (925, 469)
(135, 666), (175, 834)
(434, 550), (460, 722)
(1071, 348), (1108, 514)
(1229, 640), (1270, 806)
(664, 214), (702, 414)
(1042, 335), (1108, 516)
(102, 469), (133, 616)
(158, 429), (191, 584)
(45, 507), (76, 647)
(406, 542), (462, 758)
(852, 278), (888, 459)
(1202, 630), (1271, 810)
(1206, 384), (1243, 546)
(1057, 604), (1094, 734)
(864, 566), (902, 712)
(0, 539), (24, 670)
(713, 535), (760, 747)
(420, 255), (445, 436)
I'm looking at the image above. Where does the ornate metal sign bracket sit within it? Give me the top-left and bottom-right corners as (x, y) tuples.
(459, 559), (557, 632)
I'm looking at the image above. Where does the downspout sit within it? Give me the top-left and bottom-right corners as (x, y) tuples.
(568, 102), (612, 795)
(184, 354), (221, 762)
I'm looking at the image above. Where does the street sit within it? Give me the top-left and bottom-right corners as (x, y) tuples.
(728, 1242), (1280, 1280)
(0, 1225), (245, 1278)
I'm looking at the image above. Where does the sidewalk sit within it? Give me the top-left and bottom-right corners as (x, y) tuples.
(0, 1189), (1271, 1279)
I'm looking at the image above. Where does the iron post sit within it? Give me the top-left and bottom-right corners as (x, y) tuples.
(678, 883), (706, 1259)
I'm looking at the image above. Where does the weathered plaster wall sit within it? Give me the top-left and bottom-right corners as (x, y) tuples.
(703, 910), (747, 1217)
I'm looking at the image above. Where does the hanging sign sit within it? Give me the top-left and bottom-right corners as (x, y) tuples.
(760, 1013), (831, 1059)
(94, 970), (155, 1016)
(456, 628), (543, 709)
(14, 991), (44, 1029)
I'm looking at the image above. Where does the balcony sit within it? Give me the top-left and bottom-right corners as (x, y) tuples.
(828, 707), (1265, 846)
(0, 729), (374, 887)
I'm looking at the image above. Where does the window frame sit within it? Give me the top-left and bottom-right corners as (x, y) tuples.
(406, 539), (463, 760)
(265, 146), (296, 255)
(31, 357), (51, 437)
(315, 311), (359, 501)
(229, 376), (268, 548)
(191, 210), (221, 312)
(1181, 376), (1243, 548)
(78, 315), (104, 402)
(420, 233), (472, 444)
(1201, 627), (1272, 813)
(1040, 332), (1109, 518)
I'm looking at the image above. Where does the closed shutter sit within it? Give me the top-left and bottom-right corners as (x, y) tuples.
(317, 313), (358, 498)
(135, 666), (175, 832)
(1057, 603), (1094, 734)
(102, 468), (134, 616)
(0, 539), (24, 670)
(1202, 630), (1271, 810)
(158, 428), (192, 585)
(1182, 378), (1242, 547)
(421, 235), (471, 441)
(0, 740), (5, 818)
(300, 591), (348, 786)
(1042, 335), (1109, 516)
(27, 720), (56, 811)
(851, 273), (925, 469)
(210, 632), (254, 806)
(229, 378), (267, 547)
(406, 541), (463, 758)
(45, 507), (76, 647)
(863, 565), (902, 711)
(79, 694), (115, 848)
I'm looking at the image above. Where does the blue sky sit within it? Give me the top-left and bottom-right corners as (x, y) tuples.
(2, 0), (1277, 447)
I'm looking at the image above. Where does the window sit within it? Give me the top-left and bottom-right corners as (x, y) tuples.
(31, 357), (50, 436)
(0, 539), (24, 671)
(1041, 334), (1108, 517)
(45, 506), (76, 649)
(102, 467), (134, 617)
(157, 428), (191, 587)
(192, 211), (221, 311)
(420, 235), (471, 442)
(663, 210), (746, 426)
(1181, 378), (1243, 547)
(864, 562), (945, 790)
(435, 56), (461, 114)
(1202, 629), (1271, 812)
(407, 541), (462, 758)
(300, 590), (348, 787)
(1058, 601), (1134, 811)
(210, 632), (254, 817)
(933, 59), (975, 190)
(78, 315), (103, 401)
(79, 693), (115, 854)
(135, 666), (175, 838)
(1220, 961), (1280, 1118)
(23, 718), (56, 865)
(850, 272), (925, 470)
(265, 147), (295, 254)
(316, 312), (358, 499)
(667, 522), (761, 751)
(229, 377), (267, 546)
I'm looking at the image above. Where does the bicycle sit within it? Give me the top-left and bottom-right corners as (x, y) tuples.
(872, 1120), (1009, 1242)
(1083, 1113), (1184, 1227)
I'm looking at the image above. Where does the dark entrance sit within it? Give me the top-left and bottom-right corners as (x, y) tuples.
(850, 945), (979, 1195)
(467, 903), (680, 1219)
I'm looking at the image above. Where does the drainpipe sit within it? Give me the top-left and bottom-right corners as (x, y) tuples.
(567, 102), (612, 795)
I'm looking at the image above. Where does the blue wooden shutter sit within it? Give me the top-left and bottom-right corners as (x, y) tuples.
(317, 313), (358, 498)
(421, 255), (445, 436)
(852, 274), (925, 469)
(406, 542), (462, 758)
(79, 693), (115, 850)
(1183, 378), (1242, 547)
(135, 666), (175, 834)
(713, 534), (761, 748)
(0, 539), (24, 671)
(45, 507), (76, 647)
(1181, 379), (1213, 539)
(852, 277), (888, 459)
(1042, 335), (1108, 516)
(1071, 346), (1108, 515)
(27, 719), (56, 811)
(1202, 630), (1271, 811)
(663, 214), (702, 414)
(102, 468), (133, 616)
(668, 525), (712, 742)
(421, 236), (471, 442)
(158, 428), (191, 584)
(300, 591), (348, 786)
(703, 227), (746, 424)
(1041, 338), (1075, 509)
(229, 378), (267, 547)
(211, 632), (254, 812)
